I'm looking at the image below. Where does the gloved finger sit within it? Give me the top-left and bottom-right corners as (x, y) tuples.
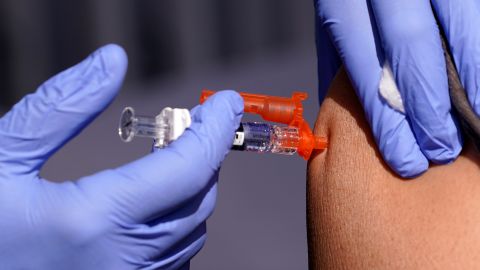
(123, 182), (216, 262)
(151, 105), (201, 154)
(313, 7), (342, 104)
(77, 90), (243, 222)
(316, 0), (429, 177)
(145, 223), (206, 270)
(370, 0), (462, 163)
(0, 44), (128, 175)
(432, 0), (480, 117)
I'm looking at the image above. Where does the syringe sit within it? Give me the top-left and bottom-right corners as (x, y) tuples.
(118, 107), (324, 155)
(118, 107), (327, 157)
(201, 90), (328, 159)
(119, 90), (327, 159)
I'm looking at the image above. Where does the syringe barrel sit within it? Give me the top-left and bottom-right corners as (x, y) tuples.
(232, 122), (300, 155)
(118, 107), (169, 143)
(133, 115), (165, 138)
(200, 90), (307, 125)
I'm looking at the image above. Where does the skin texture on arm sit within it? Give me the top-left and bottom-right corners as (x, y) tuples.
(307, 68), (480, 269)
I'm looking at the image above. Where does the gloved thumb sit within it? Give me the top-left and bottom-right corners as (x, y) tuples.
(314, 16), (342, 104)
(77, 91), (244, 223)
(0, 44), (127, 176)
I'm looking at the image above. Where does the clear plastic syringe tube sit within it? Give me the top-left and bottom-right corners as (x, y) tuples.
(119, 107), (301, 155)
(119, 107), (169, 144)
(233, 122), (300, 155)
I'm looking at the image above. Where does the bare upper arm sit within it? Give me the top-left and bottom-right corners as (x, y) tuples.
(307, 68), (480, 269)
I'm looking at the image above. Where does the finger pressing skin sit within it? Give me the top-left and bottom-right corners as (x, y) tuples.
(316, 0), (428, 177)
(371, 0), (462, 163)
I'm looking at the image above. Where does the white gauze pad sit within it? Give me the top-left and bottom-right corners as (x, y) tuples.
(379, 63), (405, 114)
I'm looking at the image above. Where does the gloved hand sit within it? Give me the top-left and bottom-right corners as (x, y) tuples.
(313, 0), (478, 177)
(0, 44), (243, 269)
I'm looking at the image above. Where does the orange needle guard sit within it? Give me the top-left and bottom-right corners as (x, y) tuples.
(200, 90), (328, 160)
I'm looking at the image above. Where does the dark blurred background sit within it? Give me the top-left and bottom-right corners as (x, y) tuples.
(0, 1), (320, 269)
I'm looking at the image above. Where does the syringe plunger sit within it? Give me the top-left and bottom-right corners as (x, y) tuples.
(118, 107), (191, 148)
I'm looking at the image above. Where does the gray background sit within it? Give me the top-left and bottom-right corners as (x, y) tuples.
(0, 1), (320, 269)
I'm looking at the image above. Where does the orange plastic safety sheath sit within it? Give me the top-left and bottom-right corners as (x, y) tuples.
(200, 89), (328, 159)
(200, 90), (307, 125)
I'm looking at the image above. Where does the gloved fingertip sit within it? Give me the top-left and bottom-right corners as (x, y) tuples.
(375, 118), (430, 178)
(98, 44), (128, 80)
(207, 90), (244, 115)
(415, 118), (463, 164)
(201, 90), (244, 127)
(391, 157), (429, 179)
(385, 147), (429, 178)
(173, 90), (243, 168)
(422, 144), (462, 165)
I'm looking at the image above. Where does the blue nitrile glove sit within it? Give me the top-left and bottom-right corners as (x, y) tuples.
(0, 44), (243, 269)
(313, 0), (469, 177)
